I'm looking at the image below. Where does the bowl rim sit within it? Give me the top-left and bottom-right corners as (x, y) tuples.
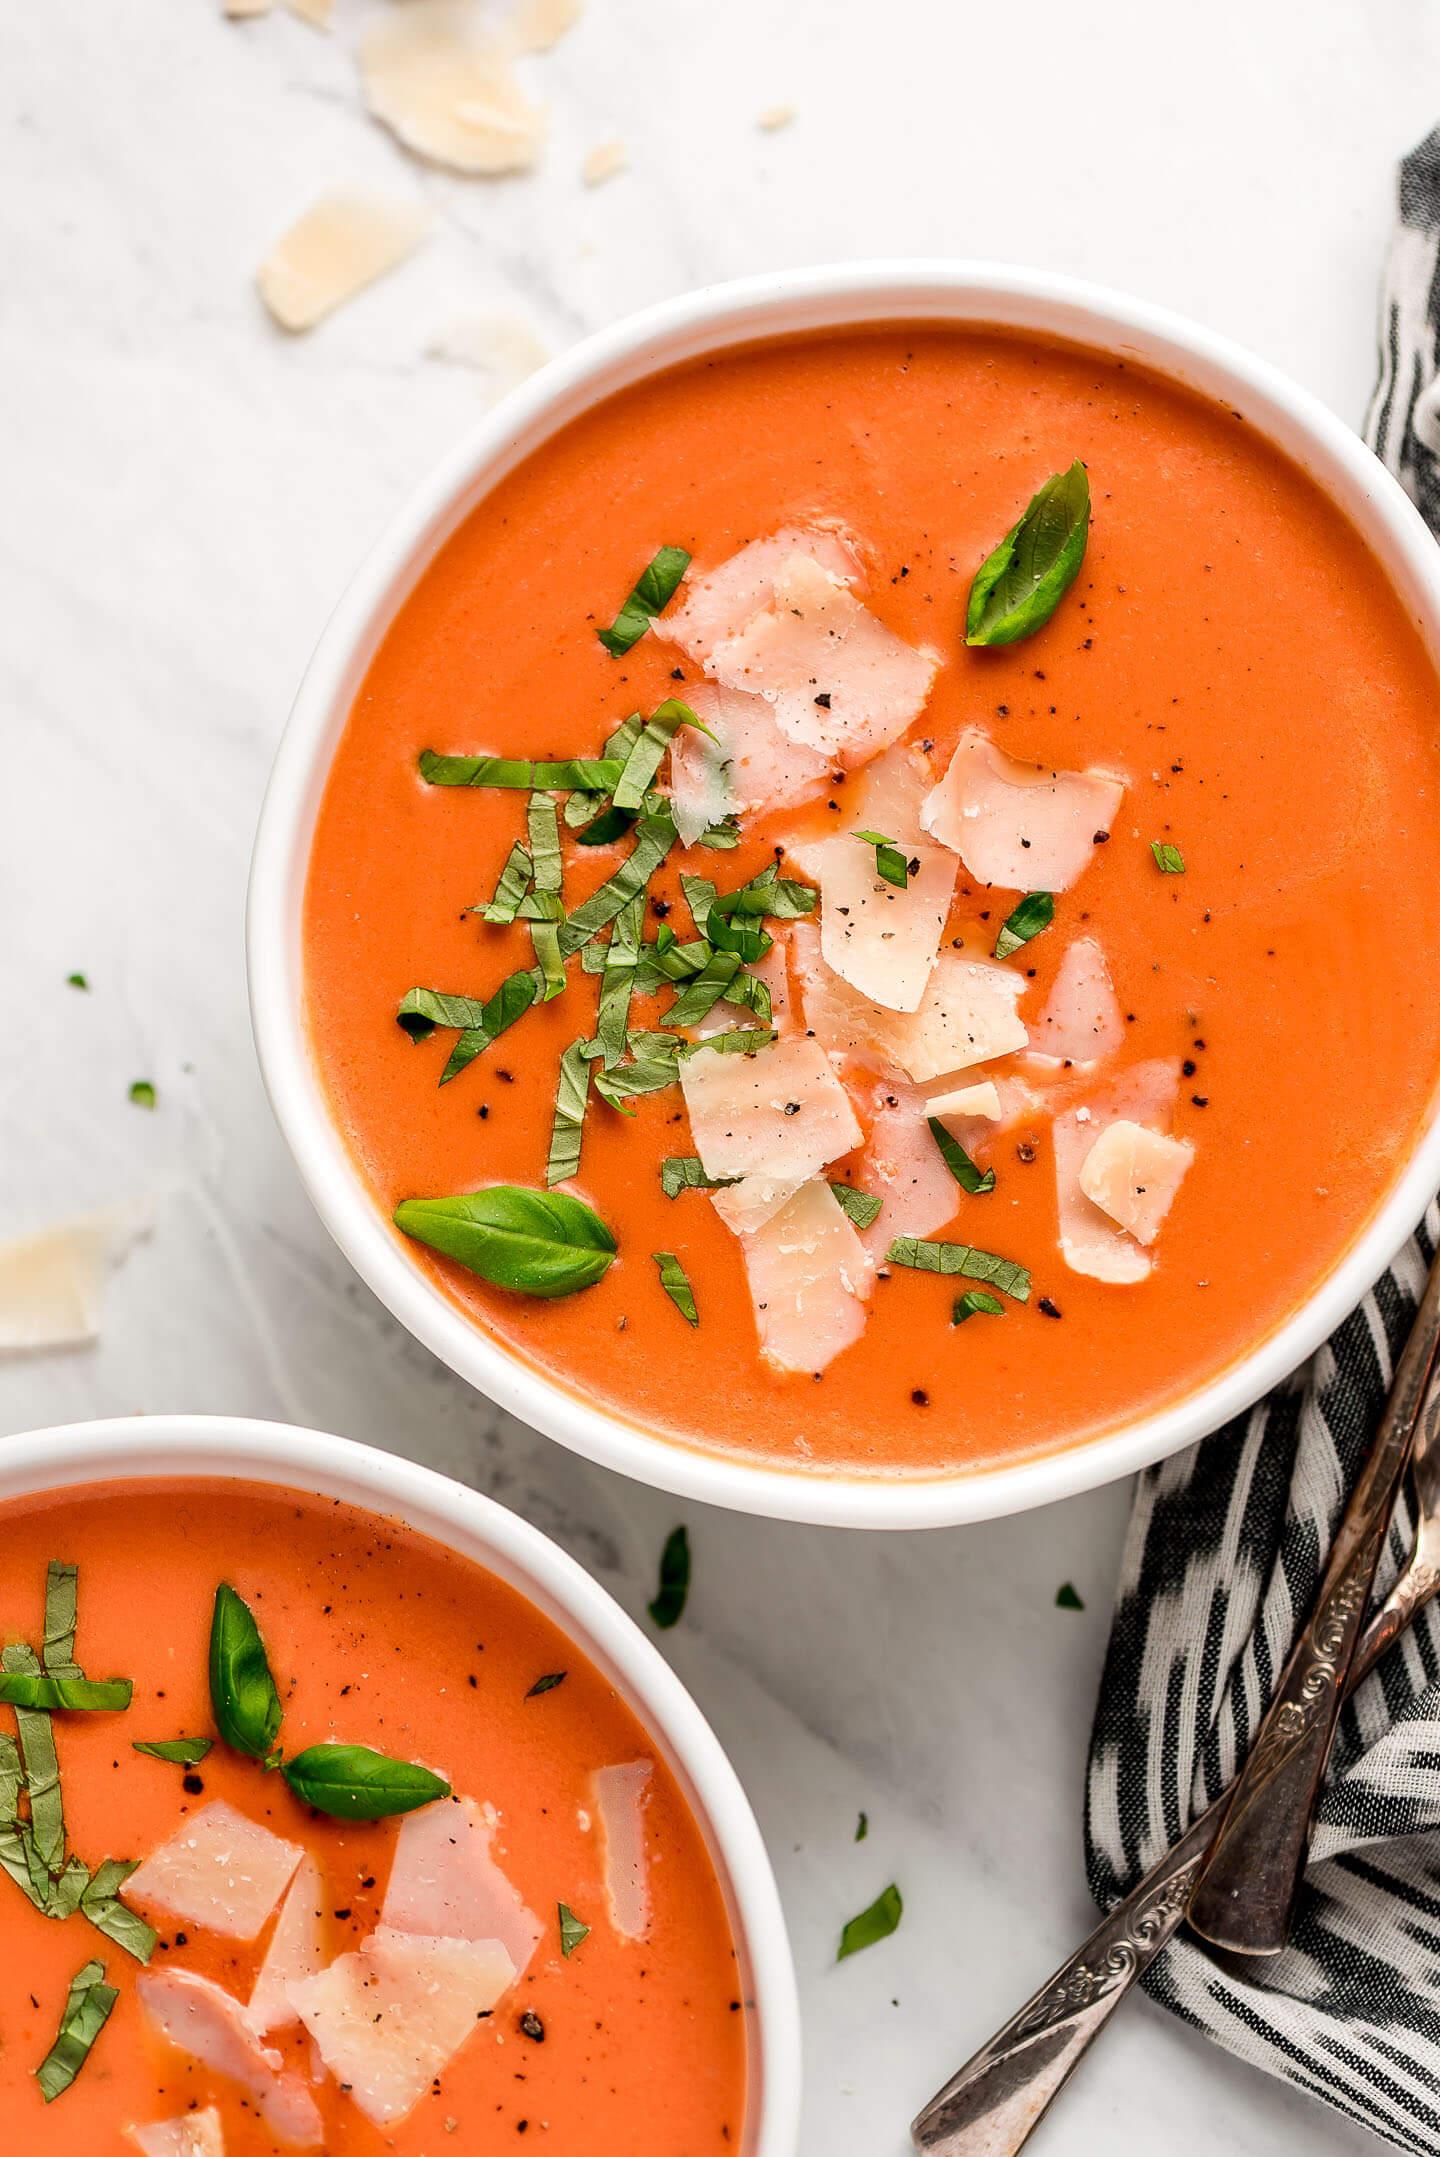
(0, 1412), (801, 2155)
(247, 257), (1440, 1530)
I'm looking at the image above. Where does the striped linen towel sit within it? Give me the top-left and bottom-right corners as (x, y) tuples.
(1085, 127), (1440, 2156)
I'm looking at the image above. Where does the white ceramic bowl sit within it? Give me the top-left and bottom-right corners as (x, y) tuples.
(0, 1414), (800, 2155)
(248, 261), (1440, 1531)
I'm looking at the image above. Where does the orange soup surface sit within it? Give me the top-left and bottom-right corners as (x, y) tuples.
(0, 1482), (745, 2151)
(303, 325), (1440, 1475)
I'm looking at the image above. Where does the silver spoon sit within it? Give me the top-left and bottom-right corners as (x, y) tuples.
(911, 1267), (1440, 2156)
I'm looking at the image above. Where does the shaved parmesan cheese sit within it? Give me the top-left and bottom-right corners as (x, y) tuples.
(816, 835), (957, 1012)
(682, 1036), (863, 1233)
(1030, 936), (1124, 1066)
(668, 680), (830, 836)
(290, 1927), (514, 2127)
(791, 924), (1027, 1084)
(709, 553), (937, 767)
(257, 193), (431, 334)
(927, 1080), (1001, 1121)
(126, 1801), (303, 1942)
(858, 1089), (958, 1256)
(1080, 1120), (1193, 1246)
(921, 731), (1125, 892)
(594, 1761), (652, 1939)
(507, 0), (583, 50)
(848, 739), (935, 846)
(223, 0), (272, 16)
(1053, 1061), (1181, 1283)
(0, 1207), (148, 1353)
(128, 2111), (225, 2157)
(740, 1178), (874, 1373)
(425, 313), (550, 399)
(248, 1856), (324, 2037)
(137, 1971), (321, 2146)
(382, 1796), (542, 1978)
(361, 1), (545, 176)
(663, 526), (860, 666)
(286, 0), (332, 25)
(582, 139), (628, 186)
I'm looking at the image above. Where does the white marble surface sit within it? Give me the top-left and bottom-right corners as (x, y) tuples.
(4, 3), (1438, 2150)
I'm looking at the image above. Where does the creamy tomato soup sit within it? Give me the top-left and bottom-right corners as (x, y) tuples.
(302, 325), (1440, 1475)
(0, 1481), (745, 2151)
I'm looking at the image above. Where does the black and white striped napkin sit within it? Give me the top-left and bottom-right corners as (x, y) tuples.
(1085, 127), (1440, 2156)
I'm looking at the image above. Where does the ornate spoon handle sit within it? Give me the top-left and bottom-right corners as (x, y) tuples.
(1186, 1248), (1440, 1955)
(911, 1286), (1440, 2157)
(910, 1806), (1217, 2153)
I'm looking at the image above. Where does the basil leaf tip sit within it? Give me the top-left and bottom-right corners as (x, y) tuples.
(128, 1079), (156, 1111)
(653, 1250), (699, 1327)
(282, 1744), (450, 1821)
(927, 1117), (995, 1197)
(966, 461), (1089, 647)
(558, 1900), (590, 1956)
(647, 1526), (691, 1630)
(395, 1185), (617, 1298)
(993, 890), (1054, 961)
(1151, 839), (1185, 874)
(1056, 1581), (1086, 1610)
(837, 1882), (903, 1961)
(209, 1582), (283, 1763)
(132, 1736), (213, 1765)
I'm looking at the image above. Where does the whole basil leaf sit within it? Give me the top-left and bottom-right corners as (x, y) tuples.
(282, 1744), (450, 1821)
(209, 1583), (283, 1763)
(394, 1185), (617, 1297)
(966, 461), (1090, 647)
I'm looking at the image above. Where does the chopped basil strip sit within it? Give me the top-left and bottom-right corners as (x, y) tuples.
(574, 804), (635, 847)
(698, 817), (742, 849)
(689, 1027), (775, 1057)
(597, 545), (691, 657)
(128, 1080), (156, 1111)
(653, 1250), (699, 1326)
(397, 986), (492, 1040)
(558, 1901), (590, 1956)
(282, 1745), (450, 1821)
(1151, 840), (1186, 874)
(661, 1156), (740, 1198)
(526, 1671), (567, 1698)
(708, 907), (773, 964)
(35, 1958), (117, 2103)
(42, 1563), (80, 1677)
(395, 1185), (617, 1296)
(81, 1859), (156, 1964)
(441, 969), (544, 1083)
(853, 829), (910, 889)
(885, 1238), (1031, 1302)
(590, 894), (644, 1069)
(613, 700), (703, 813)
(419, 750), (624, 791)
(647, 1526), (691, 1629)
(0, 1733), (47, 1913)
(593, 1054), (681, 1113)
(927, 1117), (995, 1196)
(479, 840), (533, 924)
(558, 812), (676, 957)
(665, 948), (741, 1027)
(837, 1882), (903, 1961)
(528, 789), (563, 895)
(720, 967), (774, 1026)
(855, 1811), (869, 1843)
(966, 461), (1090, 647)
(993, 890), (1055, 961)
(565, 712), (645, 826)
(66, 972), (89, 990)
(209, 1583), (283, 1764)
(952, 1288), (1006, 1325)
(829, 1182), (883, 1230)
(681, 872), (717, 937)
(0, 1675), (131, 1712)
(1056, 1581), (1086, 1610)
(132, 1736), (213, 1765)
(546, 1040), (591, 1187)
(716, 861), (817, 922)
(4, 1645), (65, 1874)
